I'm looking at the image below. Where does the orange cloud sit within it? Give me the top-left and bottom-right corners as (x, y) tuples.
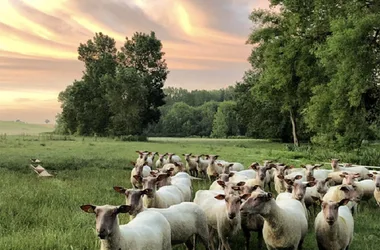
(0, 0), (270, 123)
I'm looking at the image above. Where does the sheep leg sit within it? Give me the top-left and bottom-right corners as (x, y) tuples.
(257, 230), (263, 250)
(198, 231), (211, 250)
(184, 239), (194, 250)
(209, 226), (216, 250)
(219, 235), (231, 250)
(298, 238), (304, 250)
(242, 228), (250, 250)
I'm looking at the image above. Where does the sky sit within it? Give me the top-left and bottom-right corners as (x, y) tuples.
(0, 0), (270, 124)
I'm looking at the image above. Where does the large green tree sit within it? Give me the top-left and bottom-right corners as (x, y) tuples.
(57, 32), (168, 136)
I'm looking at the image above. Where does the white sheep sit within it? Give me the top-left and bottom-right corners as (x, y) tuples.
(322, 184), (360, 214)
(206, 155), (223, 181)
(331, 158), (370, 180)
(135, 150), (150, 166)
(194, 189), (243, 250)
(304, 177), (331, 212)
(113, 187), (209, 249)
(80, 204), (172, 250)
(146, 152), (158, 167)
(371, 173), (380, 206)
(142, 174), (184, 208)
(218, 161), (245, 172)
(273, 164), (295, 194)
(314, 199), (354, 250)
(240, 189), (308, 250)
(162, 162), (186, 175)
(301, 164), (332, 181)
(167, 153), (182, 163)
(155, 153), (168, 168)
(130, 161), (151, 189)
(183, 153), (198, 176)
(194, 154), (210, 178)
(249, 162), (274, 190)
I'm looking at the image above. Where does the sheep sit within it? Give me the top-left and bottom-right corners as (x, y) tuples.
(341, 172), (361, 185)
(206, 155), (223, 181)
(135, 150), (149, 166)
(372, 176), (380, 207)
(209, 180), (246, 195)
(80, 204), (172, 250)
(29, 164), (54, 177)
(183, 153), (198, 177)
(141, 174), (184, 208)
(249, 162), (274, 190)
(194, 154), (210, 178)
(331, 158), (370, 180)
(240, 189), (308, 250)
(327, 171), (346, 185)
(322, 184), (360, 214)
(167, 153), (182, 163)
(238, 185), (265, 250)
(146, 152), (158, 167)
(304, 177), (331, 213)
(113, 187), (210, 249)
(155, 153), (168, 168)
(314, 199), (354, 250)
(194, 190), (243, 250)
(301, 164), (332, 182)
(162, 162), (186, 175)
(273, 164), (295, 194)
(217, 161), (245, 172)
(130, 161), (151, 189)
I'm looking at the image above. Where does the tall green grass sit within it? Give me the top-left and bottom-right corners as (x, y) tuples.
(0, 136), (379, 249)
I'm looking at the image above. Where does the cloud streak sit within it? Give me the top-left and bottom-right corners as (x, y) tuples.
(0, 0), (270, 123)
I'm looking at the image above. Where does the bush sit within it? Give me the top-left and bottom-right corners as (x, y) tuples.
(117, 135), (148, 142)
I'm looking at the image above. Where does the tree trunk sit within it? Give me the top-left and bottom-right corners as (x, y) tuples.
(289, 110), (299, 147)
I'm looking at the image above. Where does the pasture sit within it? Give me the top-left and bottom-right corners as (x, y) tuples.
(0, 121), (54, 135)
(0, 135), (380, 249)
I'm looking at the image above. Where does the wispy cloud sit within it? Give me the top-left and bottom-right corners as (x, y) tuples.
(0, 0), (270, 123)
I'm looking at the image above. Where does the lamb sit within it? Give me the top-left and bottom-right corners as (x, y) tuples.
(372, 173), (380, 206)
(194, 190), (243, 250)
(167, 153), (182, 163)
(240, 189), (308, 250)
(29, 164), (54, 177)
(155, 153), (168, 168)
(314, 199), (354, 250)
(141, 174), (184, 208)
(80, 204), (172, 250)
(194, 154), (210, 178)
(304, 177), (331, 212)
(130, 161), (151, 189)
(183, 153), (198, 176)
(113, 187), (209, 249)
(249, 162), (274, 190)
(331, 158), (370, 180)
(135, 150), (150, 166)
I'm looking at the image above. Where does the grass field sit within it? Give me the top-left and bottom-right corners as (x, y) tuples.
(1, 135), (380, 249)
(0, 121), (54, 135)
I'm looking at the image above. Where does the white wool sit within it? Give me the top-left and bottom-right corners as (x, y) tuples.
(143, 185), (184, 208)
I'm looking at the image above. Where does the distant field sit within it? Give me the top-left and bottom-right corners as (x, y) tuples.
(0, 136), (379, 249)
(0, 121), (55, 135)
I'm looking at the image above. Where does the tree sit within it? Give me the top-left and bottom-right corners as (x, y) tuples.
(119, 31), (169, 125)
(161, 102), (196, 136)
(211, 101), (239, 138)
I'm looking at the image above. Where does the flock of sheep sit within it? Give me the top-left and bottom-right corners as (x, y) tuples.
(80, 151), (380, 250)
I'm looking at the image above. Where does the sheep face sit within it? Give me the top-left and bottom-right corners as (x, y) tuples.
(275, 164), (293, 179)
(80, 204), (130, 239)
(214, 193), (243, 220)
(183, 153), (192, 162)
(208, 155), (219, 164)
(217, 180), (245, 195)
(251, 162), (272, 181)
(341, 172), (361, 185)
(321, 199), (350, 226)
(372, 174), (380, 190)
(218, 173), (234, 183)
(331, 158), (340, 170)
(142, 175), (166, 197)
(292, 180), (315, 201)
(240, 191), (273, 215)
(339, 185), (360, 203)
(316, 177), (331, 196)
(302, 164), (321, 181)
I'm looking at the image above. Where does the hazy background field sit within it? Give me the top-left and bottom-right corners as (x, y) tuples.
(1, 122), (380, 249)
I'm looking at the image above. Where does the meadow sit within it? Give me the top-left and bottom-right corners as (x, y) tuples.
(1, 132), (380, 249)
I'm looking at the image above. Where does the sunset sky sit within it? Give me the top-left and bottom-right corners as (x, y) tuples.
(0, 0), (270, 124)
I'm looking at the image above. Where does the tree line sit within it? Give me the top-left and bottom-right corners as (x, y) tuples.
(56, 0), (380, 148)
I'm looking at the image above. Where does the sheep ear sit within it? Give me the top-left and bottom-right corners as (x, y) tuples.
(236, 181), (246, 187)
(250, 163), (259, 170)
(113, 186), (126, 194)
(284, 179), (293, 185)
(232, 186), (241, 191)
(339, 198), (350, 206)
(80, 205), (96, 213)
(228, 172), (235, 177)
(214, 194), (225, 200)
(130, 161), (136, 166)
(301, 164), (306, 169)
(217, 163), (223, 167)
(266, 163), (275, 169)
(156, 174), (168, 182)
(141, 189), (149, 195)
(339, 186), (350, 192)
(311, 196), (322, 204)
(240, 193), (251, 200)
(174, 162), (181, 167)
(325, 176), (332, 182)
(277, 174), (284, 180)
(252, 185), (261, 192)
(228, 163), (234, 167)
(133, 175), (142, 182)
(307, 181), (316, 187)
(217, 180), (226, 187)
(117, 205), (131, 214)
(368, 173), (374, 178)
(150, 171), (157, 177)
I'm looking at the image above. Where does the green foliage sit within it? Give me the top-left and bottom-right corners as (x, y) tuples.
(211, 101), (239, 138)
(57, 32), (168, 136)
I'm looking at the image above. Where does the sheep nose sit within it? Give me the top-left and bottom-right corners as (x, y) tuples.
(98, 229), (107, 239)
(228, 213), (236, 219)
